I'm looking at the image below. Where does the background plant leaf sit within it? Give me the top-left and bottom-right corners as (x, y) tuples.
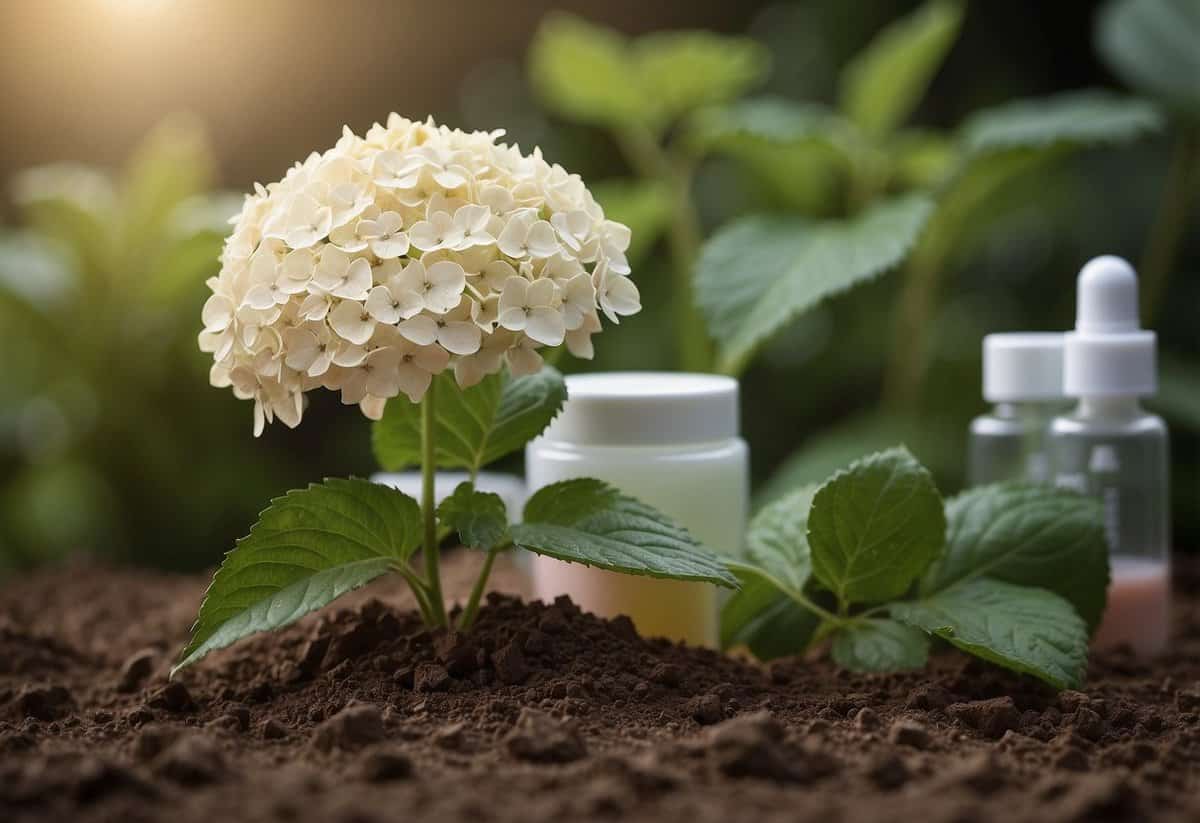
(174, 478), (421, 673)
(634, 31), (770, 122)
(1096, 0), (1200, 117)
(890, 577), (1089, 689)
(696, 193), (933, 374)
(513, 478), (737, 587)
(839, 0), (965, 139)
(831, 619), (930, 672)
(921, 484), (1110, 631)
(372, 366), (566, 474)
(436, 482), (511, 551)
(591, 179), (672, 266)
(686, 98), (853, 212)
(960, 90), (1162, 156)
(528, 13), (654, 129)
(808, 446), (945, 605)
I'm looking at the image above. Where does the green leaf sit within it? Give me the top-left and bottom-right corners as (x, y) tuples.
(921, 484), (1109, 632)
(512, 478), (738, 587)
(891, 578), (1088, 689)
(529, 14), (769, 133)
(174, 478), (420, 673)
(745, 485), (817, 591)
(720, 563), (820, 659)
(754, 414), (962, 511)
(691, 98), (850, 149)
(634, 31), (770, 122)
(687, 97), (852, 213)
(1097, 0), (1200, 117)
(891, 128), (959, 188)
(372, 366), (566, 474)
(808, 447), (945, 606)
(591, 179), (671, 265)
(960, 90), (1162, 156)
(1155, 353), (1200, 430)
(119, 114), (216, 258)
(839, 1), (965, 139)
(528, 13), (654, 129)
(831, 619), (930, 672)
(12, 165), (116, 279)
(436, 482), (511, 551)
(696, 194), (933, 374)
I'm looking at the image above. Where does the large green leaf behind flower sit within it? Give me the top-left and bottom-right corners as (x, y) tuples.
(695, 194), (933, 375)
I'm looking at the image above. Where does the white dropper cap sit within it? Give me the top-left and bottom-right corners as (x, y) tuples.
(1063, 255), (1156, 397)
(982, 333), (1065, 403)
(539, 372), (739, 446)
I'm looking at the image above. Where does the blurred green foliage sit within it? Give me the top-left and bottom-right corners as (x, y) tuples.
(527, 1), (1199, 543)
(2, 1), (1197, 573)
(0, 116), (303, 573)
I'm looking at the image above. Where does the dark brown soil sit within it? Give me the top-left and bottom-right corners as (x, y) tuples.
(2, 552), (1199, 823)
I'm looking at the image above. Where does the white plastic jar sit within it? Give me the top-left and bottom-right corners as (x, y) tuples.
(525, 372), (749, 647)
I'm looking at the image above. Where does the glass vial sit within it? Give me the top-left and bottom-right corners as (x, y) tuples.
(968, 333), (1066, 486)
(1049, 256), (1170, 658)
(524, 373), (749, 647)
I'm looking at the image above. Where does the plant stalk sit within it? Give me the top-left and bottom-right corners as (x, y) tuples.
(882, 234), (948, 412)
(457, 545), (505, 632)
(420, 380), (446, 626)
(615, 126), (713, 373)
(1140, 127), (1200, 326)
(394, 564), (436, 625)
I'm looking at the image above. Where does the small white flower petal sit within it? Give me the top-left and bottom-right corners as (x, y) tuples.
(436, 320), (482, 356)
(397, 315), (438, 346)
(524, 307), (566, 347)
(328, 300), (377, 345)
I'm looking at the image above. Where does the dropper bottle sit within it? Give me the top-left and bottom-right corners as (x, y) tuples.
(968, 333), (1067, 486)
(1049, 256), (1170, 658)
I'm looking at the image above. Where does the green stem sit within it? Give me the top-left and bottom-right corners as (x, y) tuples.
(795, 592), (842, 625)
(457, 544), (507, 632)
(1141, 127), (1200, 326)
(421, 380), (446, 626)
(615, 126), (713, 373)
(394, 564), (435, 624)
(882, 234), (949, 412)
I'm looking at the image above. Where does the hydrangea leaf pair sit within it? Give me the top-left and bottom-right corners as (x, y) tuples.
(371, 366), (568, 476)
(721, 447), (1109, 690)
(175, 473), (734, 674)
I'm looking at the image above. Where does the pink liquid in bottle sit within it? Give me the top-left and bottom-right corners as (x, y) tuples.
(1092, 556), (1170, 659)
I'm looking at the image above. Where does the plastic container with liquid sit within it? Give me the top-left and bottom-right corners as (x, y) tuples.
(1049, 256), (1170, 658)
(524, 372), (749, 647)
(968, 333), (1067, 486)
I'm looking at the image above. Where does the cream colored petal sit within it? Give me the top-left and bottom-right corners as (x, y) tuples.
(506, 344), (543, 377)
(524, 307), (566, 347)
(395, 362), (433, 403)
(397, 315), (438, 346)
(437, 320), (482, 356)
(365, 286), (401, 325)
(329, 300), (376, 345)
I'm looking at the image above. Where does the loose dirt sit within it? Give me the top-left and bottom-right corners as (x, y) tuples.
(2, 552), (1199, 823)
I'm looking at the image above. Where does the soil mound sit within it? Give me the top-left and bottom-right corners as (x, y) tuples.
(2, 554), (1199, 822)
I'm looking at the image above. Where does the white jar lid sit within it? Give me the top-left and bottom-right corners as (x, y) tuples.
(982, 332), (1065, 402)
(541, 372), (740, 446)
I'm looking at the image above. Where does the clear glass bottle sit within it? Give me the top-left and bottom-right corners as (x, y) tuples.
(1049, 256), (1170, 658)
(967, 333), (1065, 486)
(524, 373), (749, 647)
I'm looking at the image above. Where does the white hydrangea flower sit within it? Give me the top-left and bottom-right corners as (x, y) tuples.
(200, 114), (640, 433)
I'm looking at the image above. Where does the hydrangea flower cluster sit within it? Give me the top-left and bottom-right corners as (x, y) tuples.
(200, 115), (640, 434)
